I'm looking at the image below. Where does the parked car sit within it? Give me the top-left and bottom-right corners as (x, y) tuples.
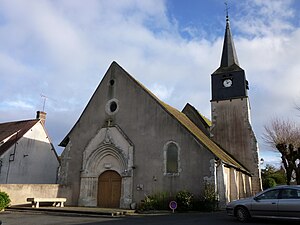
(226, 185), (300, 222)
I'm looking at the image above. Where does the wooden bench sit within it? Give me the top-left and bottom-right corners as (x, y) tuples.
(27, 198), (67, 208)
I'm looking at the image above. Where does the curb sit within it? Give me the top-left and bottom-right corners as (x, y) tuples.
(7, 206), (135, 217)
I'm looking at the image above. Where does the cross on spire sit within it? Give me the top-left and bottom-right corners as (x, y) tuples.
(225, 1), (230, 21)
(219, 1), (240, 68)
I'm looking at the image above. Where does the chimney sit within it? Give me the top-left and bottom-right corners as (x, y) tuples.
(36, 111), (47, 126)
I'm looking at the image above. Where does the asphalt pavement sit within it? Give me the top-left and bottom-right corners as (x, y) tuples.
(1, 208), (300, 225)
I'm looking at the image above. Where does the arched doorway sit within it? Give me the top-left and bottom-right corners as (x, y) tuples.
(98, 170), (121, 208)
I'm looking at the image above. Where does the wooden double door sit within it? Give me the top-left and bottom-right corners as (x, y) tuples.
(98, 170), (121, 208)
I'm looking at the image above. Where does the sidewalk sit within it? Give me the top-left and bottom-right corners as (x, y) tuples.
(8, 206), (136, 217)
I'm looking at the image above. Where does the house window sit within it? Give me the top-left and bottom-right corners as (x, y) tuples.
(164, 141), (180, 175)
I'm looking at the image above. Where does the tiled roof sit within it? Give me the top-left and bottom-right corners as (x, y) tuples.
(60, 62), (250, 173)
(163, 103), (248, 171)
(199, 113), (211, 127)
(182, 103), (211, 130)
(124, 64), (249, 173)
(0, 119), (39, 156)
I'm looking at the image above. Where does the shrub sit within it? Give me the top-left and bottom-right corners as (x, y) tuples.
(138, 195), (156, 211)
(139, 192), (171, 211)
(176, 190), (193, 211)
(263, 177), (277, 189)
(0, 191), (11, 210)
(138, 186), (219, 212)
(193, 183), (218, 211)
(261, 164), (286, 189)
(201, 182), (218, 211)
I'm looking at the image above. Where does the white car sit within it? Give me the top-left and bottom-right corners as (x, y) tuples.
(226, 185), (300, 222)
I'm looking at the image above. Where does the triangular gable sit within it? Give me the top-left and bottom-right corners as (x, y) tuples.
(60, 61), (249, 173)
(0, 119), (39, 156)
(117, 63), (249, 172)
(182, 103), (211, 136)
(185, 103), (211, 127)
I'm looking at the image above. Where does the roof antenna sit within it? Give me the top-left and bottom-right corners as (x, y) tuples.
(225, 1), (230, 21)
(40, 94), (48, 112)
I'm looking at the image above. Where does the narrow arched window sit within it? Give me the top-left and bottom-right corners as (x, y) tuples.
(164, 141), (180, 176)
(166, 143), (178, 173)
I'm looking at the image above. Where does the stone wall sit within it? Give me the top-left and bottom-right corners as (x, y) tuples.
(59, 62), (215, 206)
(0, 184), (72, 206)
(211, 98), (261, 194)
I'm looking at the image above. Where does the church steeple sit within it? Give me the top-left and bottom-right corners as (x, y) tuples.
(211, 15), (248, 101)
(210, 9), (262, 195)
(220, 16), (239, 68)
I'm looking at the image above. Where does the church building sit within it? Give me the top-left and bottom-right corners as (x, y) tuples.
(58, 16), (261, 208)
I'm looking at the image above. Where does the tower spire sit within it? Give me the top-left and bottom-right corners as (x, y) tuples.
(220, 11), (239, 68)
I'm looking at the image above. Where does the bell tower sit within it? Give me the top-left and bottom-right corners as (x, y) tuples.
(210, 15), (261, 194)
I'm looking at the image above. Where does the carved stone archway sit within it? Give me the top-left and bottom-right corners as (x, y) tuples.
(78, 126), (134, 208)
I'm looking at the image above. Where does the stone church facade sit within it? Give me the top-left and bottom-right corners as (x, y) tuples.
(58, 17), (261, 208)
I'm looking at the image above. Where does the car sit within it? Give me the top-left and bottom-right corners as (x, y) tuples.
(226, 185), (300, 222)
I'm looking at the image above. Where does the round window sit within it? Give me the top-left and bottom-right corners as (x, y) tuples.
(105, 99), (119, 115)
(110, 101), (117, 112)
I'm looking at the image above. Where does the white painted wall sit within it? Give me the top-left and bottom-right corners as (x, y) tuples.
(0, 184), (72, 205)
(0, 122), (59, 184)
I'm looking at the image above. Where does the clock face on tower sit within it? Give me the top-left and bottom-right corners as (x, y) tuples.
(211, 70), (247, 101)
(223, 79), (232, 88)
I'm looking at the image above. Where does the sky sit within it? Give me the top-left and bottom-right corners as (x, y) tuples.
(1, 0), (300, 168)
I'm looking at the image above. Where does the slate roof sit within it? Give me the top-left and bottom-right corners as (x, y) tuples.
(0, 119), (39, 156)
(213, 16), (243, 74)
(220, 17), (239, 68)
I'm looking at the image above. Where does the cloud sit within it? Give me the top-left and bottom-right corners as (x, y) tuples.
(1, 0), (300, 159)
(260, 150), (282, 169)
(150, 83), (174, 100)
(0, 100), (34, 110)
(235, 0), (295, 36)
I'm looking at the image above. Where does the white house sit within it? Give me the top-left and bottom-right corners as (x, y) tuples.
(0, 111), (59, 184)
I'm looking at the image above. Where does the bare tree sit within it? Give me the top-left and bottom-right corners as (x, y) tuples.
(263, 118), (300, 185)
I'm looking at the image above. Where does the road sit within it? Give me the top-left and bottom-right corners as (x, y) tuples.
(1, 210), (299, 225)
